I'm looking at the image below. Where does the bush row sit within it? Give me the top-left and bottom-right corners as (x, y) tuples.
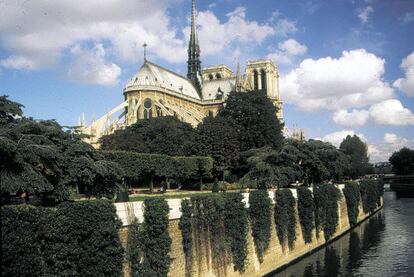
(100, 150), (213, 185)
(1, 200), (124, 277)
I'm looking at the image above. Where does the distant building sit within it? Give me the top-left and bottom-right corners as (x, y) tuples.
(80, 0), (283, 146)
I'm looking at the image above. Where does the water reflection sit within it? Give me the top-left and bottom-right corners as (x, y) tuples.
(271, 191), (414, 277)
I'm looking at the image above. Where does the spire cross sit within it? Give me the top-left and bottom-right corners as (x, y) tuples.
(143, 42), (148, 61)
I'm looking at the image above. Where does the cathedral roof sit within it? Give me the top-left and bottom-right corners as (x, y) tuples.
(202, 78), (236, 100)
(124, 61), (201, 100)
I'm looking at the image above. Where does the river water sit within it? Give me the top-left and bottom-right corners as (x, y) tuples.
(270, 190), (414, 277)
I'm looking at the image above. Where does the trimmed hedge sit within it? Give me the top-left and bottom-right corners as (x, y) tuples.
(249, 190), (272, 263)
(343, 182), (361, 226)
(297, 187), (315, 244)
(313, 184), (340, 241)
(274, 189), (297, 250)
(1, 200), (124, 277)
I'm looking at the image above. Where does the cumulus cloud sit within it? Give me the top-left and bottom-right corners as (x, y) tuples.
(333, 109), (369, 127)
(185, 7), (277, 56)
(0, 0), (185, 71)
(358, 6), (374, 23)
(280, 49), (394, 111)
(369, 134), (414, 162)
(393, 51), (414, 96)
(66, 44), (121, 86)
(319, 130), (366, 147)
(333, 99), (414, 127)
(267, 39), (307, 65)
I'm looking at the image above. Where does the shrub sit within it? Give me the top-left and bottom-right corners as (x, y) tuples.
(343, 182), (360, 227)
(274, 189), (297, 250)
(1, 201), (124, 277)
(249, 190), (272, 263)
(313, 184), (340, 241)
(297, 187), (315, 244)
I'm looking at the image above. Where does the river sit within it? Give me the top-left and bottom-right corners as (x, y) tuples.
(270, 190), (414, 277)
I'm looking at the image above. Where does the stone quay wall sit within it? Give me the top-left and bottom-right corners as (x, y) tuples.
(116, 186), (383, 277)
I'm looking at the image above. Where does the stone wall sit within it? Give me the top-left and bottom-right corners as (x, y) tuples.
(118, 189), (383, 277)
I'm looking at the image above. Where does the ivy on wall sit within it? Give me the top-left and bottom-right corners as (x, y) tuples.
(274, 189), (297, 250)
(179, 199), (193, 277)
(343, 182), (361, 227)
(134, 198), (172, 277)
(224, 193), (249, 273)
(360, 179), (383, 214)
(297, 187), (315, 244)
(249, 190), (272, 263)
(313, 184), (340, 241)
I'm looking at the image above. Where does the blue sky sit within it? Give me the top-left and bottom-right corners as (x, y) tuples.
(0, 0), (413, 162)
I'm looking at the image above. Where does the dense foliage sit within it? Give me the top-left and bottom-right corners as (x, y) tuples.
(248, 190), (272, 263)
(340, 135), (370, 178)
(274, 189), (297, 250)
(297, 187), (315, 244)
(343, 182), (361, 226)
(179, 199), (193, 277)
(101, 150), (213, 190)
(0, 96), (122, 204)
(220, 91), (284, 152)
(389, 147), (414, 175)
(223, 193), (249, 273)
(360, 179), (383, 214)
(132, 198), (172, 277)
(1, 200), (124, 277)
(313, 184), (340, 241)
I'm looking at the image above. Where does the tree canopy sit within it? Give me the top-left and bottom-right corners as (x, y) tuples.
(340, 135), (369, 178)
(100, 116), (195, 156)
(389, 147), (414, 175)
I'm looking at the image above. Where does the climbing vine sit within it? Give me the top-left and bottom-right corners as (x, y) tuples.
(249, 190), (272, 263)
(343, 182), (361, 227)
(313, 184), (340, 241)
(224, 193), (249, 273)
(360, 179), (383, 214)
(135, 198), (172, 277)
(179, 199), (193, 277)
(297, 187), (315, 244)
(274, 189), (297, 250)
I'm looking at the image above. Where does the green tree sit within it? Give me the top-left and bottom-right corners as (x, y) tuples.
(340, 135), (369, 178)
(192, 116), (240, 178)
(0, 95), (23, 125)
(389, 147), (414, 175)
(219, 91), (284, 152)
(100, 116), (195, 156)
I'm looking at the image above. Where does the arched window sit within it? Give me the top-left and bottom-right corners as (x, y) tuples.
(209, 74), (214, 80)
(143, 98), (152, 119)
(253, 70), (259, 90)
(216, 73), (222, 79)
(261, 69), (267, 91)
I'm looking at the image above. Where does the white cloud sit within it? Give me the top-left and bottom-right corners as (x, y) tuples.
(369, 99), (414, 125)
(333, 109), (369, 127)
(369, 134), (414, 162)
(66, 44), (121, 86)
(320, 130), (366, 147)
(281, 49), (394, 111)
(400, 12), (414, 24)
(267, 39), (307, 65)
(0, 0), (185, 70)
(332, 99), (414, 127)
(393, 51), (414, 96)
(358, 6), (374, 24)
(185, 7), (277, 56)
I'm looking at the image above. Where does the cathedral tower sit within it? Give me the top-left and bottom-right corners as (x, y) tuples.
(187, 0), (203, 95)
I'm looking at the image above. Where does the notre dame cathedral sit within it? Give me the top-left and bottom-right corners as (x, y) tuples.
(81, 0), (283, 146)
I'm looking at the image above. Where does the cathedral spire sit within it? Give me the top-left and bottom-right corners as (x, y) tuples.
(187, 0), (202, 95)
